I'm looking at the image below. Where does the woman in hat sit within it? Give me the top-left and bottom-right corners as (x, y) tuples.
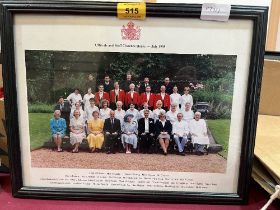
(121, 114), (138, 154)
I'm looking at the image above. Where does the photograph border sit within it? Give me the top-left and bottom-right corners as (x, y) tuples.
(1, 1), (268, 204)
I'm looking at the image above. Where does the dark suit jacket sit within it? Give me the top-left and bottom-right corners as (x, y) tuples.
(54, 102), (71, 120)
(121, 80), (134, 92)
(138, 118), (155, 135)
(139, 83), (152, 93)
(102, 82), (114, 93)
(103, 118), (121, 135)
(155, 120), (172, 137)
(164, 83), (173, 95)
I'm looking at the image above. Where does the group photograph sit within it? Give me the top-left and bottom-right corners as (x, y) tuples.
(26, 50), (237, 173)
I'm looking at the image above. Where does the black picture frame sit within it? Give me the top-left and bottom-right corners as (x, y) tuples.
(0, 1), (268, 204)
(0, 53), (9, 173)
(265, 51), (280, 60)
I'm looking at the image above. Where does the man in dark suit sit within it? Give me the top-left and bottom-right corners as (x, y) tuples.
(163, 77), (173, 95)
(102, 75), (114, 93)
(121, 72), (133, 92)
(54, 96), (71, 135)
(138, 77), (152, 94)
(138, 109), (155, 153)
(103, 110), (121, 154)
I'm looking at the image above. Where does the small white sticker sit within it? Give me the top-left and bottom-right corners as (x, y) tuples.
(200, 3), (231, 22)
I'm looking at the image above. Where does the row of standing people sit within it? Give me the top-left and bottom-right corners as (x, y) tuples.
(86, 74), (180, 95)
(66, 82), (193, 111)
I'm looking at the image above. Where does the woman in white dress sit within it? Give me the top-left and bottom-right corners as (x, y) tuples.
(139, 102), (153, 119)
(153, 100), (165, 122)
(114, 101), (126, 125)
(189, 112), (210, 155)
(125, 103), (139, 121)
(181, 102), (194, 123)
(70, 102), (85, 121)
(83, 88), (95, 109)
(170, 86), (181, 110)
(99, 99), (111, 120)
(181, 86), (193, 109)
(69, 110), (86, 153)
(166, 103), (179, 124)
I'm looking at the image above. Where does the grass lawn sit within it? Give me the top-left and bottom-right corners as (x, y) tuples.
(207, 119), (230, 159)
(29, 113), (52, 150)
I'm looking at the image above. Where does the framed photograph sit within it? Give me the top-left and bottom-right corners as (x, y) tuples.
(1, 1), (268, 204)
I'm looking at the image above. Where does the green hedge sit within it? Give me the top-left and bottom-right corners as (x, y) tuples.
(192, 90), (232, 106)
(192, 90), (232, 119)
(28, 102), (54, 113)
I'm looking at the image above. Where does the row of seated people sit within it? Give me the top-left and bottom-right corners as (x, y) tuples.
(50, 109), (209, 156)
(66, 82), (193, 111)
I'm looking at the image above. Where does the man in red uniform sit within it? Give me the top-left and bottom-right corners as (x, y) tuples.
(110, 81), (125, 110)
(140, 85), (155, 110)
(155, 85), (170, 111)
(125, 83), (140, 109)
(95, 84), (110, 107)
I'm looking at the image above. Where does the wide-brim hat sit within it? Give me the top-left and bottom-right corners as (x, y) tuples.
(124, 114), (134, 122)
